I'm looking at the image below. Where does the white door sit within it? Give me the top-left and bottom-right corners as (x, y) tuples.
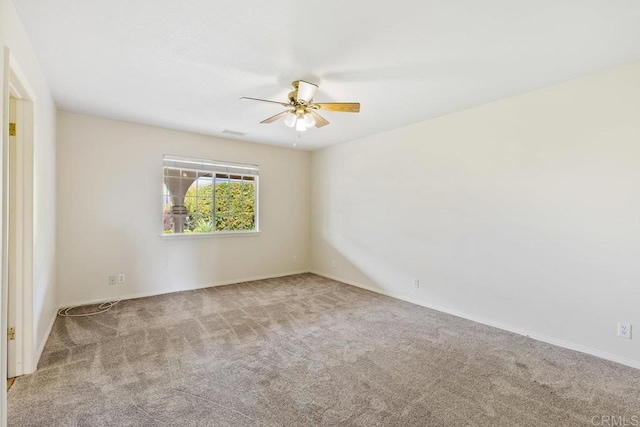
(4, 55), (36, 382)
(7, 96), (18, 378)
(1, 45), (9, 427)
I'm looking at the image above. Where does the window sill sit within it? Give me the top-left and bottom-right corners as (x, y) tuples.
(160, 230), (261, 240)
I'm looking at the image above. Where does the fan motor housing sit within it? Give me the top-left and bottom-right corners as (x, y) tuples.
(288, 80), (309, 105)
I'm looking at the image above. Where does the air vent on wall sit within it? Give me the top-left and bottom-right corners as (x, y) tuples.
(222, 129), (246, 136)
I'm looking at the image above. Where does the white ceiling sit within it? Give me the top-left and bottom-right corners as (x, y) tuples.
(14, 0), (640, 150)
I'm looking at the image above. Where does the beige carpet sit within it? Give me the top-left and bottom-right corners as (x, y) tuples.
(8, 273), (640, 426)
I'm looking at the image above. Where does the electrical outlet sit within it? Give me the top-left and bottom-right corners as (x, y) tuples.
(292, 256), (297, 264)
(618, 323), (632, 339)
(331, 260), (336, 269)
(118, 274), (125, 283)
(414, 279), (420, 288)
(108, 276), (117, 286)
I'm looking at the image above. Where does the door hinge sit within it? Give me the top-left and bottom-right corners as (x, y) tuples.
(9, 123), (16, 136)
(8, 327), (15, 341)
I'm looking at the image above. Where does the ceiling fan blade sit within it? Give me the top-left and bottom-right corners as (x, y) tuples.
(296, 80), (318, 103)
(309, 110), (329, 128)
(240, 97), (291, 107)
(314, 103), (360, 113)
(260, 110), (291, 124)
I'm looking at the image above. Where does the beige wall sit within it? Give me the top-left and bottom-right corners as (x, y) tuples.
(311, 63), (640, 368)
(56, 112), (310, 306)
(1, 0), (58, 371)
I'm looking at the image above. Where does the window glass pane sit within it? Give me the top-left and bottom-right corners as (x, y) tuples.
(163, 203), (174, 234)
(215, 176), (230, 216)
(164, 167), (180, 178)
(184, 179), (213, 233)
(233, 214), (251, 231)
(164, 156), (258, 234)
(215, 213), (228, 231)
(164, 176), (182, 191)
(240, 182), (255, 221)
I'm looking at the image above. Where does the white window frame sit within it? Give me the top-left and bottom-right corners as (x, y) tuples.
(161, 155), (260, 238)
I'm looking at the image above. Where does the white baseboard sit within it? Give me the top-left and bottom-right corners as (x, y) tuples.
(33, 311), (57, 372)
(58, 270), (310, 309)
(310, 270), (640, 370)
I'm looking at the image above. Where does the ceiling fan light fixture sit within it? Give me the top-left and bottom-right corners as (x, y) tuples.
(304, 112), (316, 127)
(296, 80), (319, 104)
(295, 118), (307, 132)
(284, 112), (297, 128)
(241, 80), (360, 133)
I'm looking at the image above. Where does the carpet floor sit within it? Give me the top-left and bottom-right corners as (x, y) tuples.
(8, 273), (640, 426)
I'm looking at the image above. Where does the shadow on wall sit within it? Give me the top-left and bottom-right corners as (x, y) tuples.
(319, 232), (404, 295)
(316, 173), (430, 302)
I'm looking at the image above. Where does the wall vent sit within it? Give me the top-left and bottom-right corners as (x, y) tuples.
(222, 129), (246, 137)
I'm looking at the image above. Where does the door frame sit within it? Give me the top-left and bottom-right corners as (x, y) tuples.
(1, 47), (36, 426)
(1, 45), (8, 427)
(6, 52), (35, 378)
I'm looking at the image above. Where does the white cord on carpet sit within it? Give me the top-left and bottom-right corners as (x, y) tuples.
(57, 300), (121, 317)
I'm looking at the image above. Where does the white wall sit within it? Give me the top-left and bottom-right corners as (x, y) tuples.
(57, 112), (310, 306)
(311, 63), (640, 368)
(0, 0), (58, 370)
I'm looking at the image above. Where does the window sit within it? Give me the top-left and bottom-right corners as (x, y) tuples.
(163, 155), (259, 235)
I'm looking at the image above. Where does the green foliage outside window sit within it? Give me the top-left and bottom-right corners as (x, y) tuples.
(183, 180), (255, 233)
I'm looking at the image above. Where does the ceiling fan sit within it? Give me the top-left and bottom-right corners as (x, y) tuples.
(240, 80), (360, 132)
